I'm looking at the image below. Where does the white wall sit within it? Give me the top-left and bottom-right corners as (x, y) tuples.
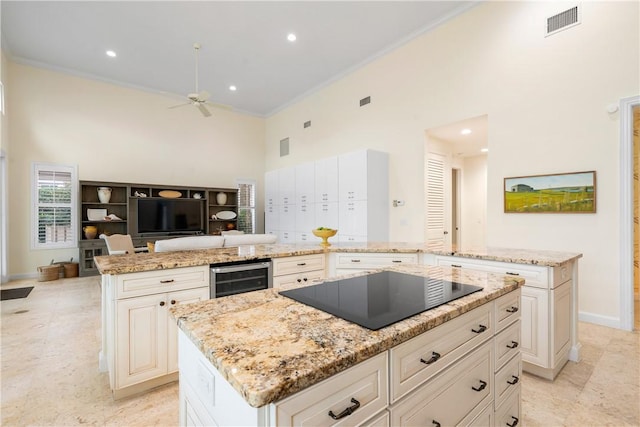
(461, 155), (487, 248)
(6, 62), (265, 277)
(264, 2), (639, 325)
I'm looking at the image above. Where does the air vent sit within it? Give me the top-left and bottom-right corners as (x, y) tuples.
(360, 96), (371, 107)
(280, 138), (289, 157)
(546, 5), (580, 37)
(304, 121), (311, 128)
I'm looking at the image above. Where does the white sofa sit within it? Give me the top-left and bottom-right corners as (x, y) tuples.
(153, 234), (277, 253)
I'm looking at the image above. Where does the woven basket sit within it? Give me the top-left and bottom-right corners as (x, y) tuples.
(63, 263), (79, 278)
(37, 265), (60, 282)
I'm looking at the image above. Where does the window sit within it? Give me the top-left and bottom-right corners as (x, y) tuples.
(32, 163), (77, 249)
(236, 179), (256, 234)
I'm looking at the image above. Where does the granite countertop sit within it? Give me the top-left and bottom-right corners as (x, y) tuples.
(170, 264), (524, 408)
(94, 241), (582, 275)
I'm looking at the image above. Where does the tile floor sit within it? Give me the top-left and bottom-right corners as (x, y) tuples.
(1, 276), (639, 426)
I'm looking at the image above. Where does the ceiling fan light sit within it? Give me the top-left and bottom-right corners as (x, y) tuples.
(229, 85), (237, 91)
(106, 50), (116, 58)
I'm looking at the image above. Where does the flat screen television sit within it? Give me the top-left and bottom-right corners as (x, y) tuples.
(137, 198), (204, 235)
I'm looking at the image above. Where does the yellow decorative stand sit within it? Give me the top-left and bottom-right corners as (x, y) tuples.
(312, 229), (337, 247)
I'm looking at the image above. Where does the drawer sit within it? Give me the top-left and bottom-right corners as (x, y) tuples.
(272, 269), (325, 288)
(495, 289), (521, 332)
(495, 384), (521, 427)
(495, 353), (522, 409)
(335, 253), (419, 269)
(275, 352), (388, 427)
(495, 320), (521, 371)
(116, 266), (208, 299)
(362, 410), (389, 427)
(389, 341), (493, 427)
(390, 303), (493, 402)
(273, 254), (326, 276)
(467, 402), (493, 427)
(435, 256), (550, 289)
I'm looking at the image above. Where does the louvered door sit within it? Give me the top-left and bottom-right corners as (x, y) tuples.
(425, 152), (450, 247)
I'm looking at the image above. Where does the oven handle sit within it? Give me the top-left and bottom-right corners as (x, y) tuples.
(211, 262), (271, 274)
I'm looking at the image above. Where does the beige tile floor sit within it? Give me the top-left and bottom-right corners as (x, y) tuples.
(1, 276), (639, 426)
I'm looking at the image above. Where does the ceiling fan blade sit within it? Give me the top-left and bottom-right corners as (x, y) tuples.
(168, 102), (191, 109)
(198, 91), (210, 101)
(198, 104), (212, 117)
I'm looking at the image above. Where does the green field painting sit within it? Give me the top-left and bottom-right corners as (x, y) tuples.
(504, 171), (596, 213)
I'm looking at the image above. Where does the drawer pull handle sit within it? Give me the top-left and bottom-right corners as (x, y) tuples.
(507, 416), (519, 427)
(170, 299), (176, 305)
(471, 325), (487, 334)
(392, 260), (402, 263)
(506, 341), (519, 349)
(159, 301), (165, 307)
(350, 259), (361, 263)
(420, 351), (441, 365)
(471, 380), (487, 392)
(160, 279), (175, 283)
(506, 306), (519, 313)
(506, 271), (520, 276)
(328, 398), (360, 420)
(296, 262), (307, 266)
(433, 421), (441, 427)
(303, 277), (308, 282)
(507, 375), (519, 385)
(297, 279), (302, 283)
(451, 264), (462, 268)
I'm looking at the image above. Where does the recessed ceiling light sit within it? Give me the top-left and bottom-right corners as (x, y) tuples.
(287, 33), (297, 42)
(106, 50), (117, 58)
(229, 85), (237, 91)
(480, 148), (489, 153)
(460, 128), (472, 135)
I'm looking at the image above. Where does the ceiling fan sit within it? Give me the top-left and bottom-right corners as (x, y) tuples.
(169, 43), (228, 117)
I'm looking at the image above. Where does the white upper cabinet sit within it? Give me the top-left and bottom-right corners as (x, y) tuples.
(265, 170), (279, 208)
(338, 150), (369, 201)
(315, 202), (339, 230)
(278, 167), (296, 206)
(295, 162), (315, 205)
(314, 156), (339, 203)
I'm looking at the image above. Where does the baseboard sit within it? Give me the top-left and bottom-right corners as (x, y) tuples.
(578, 311), (622, 329)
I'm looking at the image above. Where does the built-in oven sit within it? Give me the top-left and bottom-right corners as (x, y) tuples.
(210, 259), (272, 298)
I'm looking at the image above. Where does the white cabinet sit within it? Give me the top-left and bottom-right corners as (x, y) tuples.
(315, 156), (339, 203)
(428, 254), (576, 380)
(330, 252), (419, 277)
(272, 254), (326, 288)
(105, 266), (209, 398)
(337, 149), (389, 242)
(265, 149), (389, 244)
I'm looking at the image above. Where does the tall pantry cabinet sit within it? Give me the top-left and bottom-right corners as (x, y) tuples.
(265, 149), (389, 243)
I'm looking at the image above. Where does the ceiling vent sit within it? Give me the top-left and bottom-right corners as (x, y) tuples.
(546, 5), (581, 37)
(304, 121), (311, 128)
(360, 96), (371, 107)
(280, 138), (289, 157)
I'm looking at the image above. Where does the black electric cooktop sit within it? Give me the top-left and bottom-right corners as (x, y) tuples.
(278, 271), (483, 330)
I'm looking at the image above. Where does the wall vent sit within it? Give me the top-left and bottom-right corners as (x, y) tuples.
(280, 138), (289, 157)
(360, 96), (371, 107)
(546, 5), (581, 37)
(303, 120), (311, 128)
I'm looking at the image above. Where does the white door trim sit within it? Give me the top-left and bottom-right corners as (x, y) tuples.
(0, 149), (7, 283)
(620, 95), (639, 331)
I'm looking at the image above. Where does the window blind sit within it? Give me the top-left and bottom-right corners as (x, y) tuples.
(237, 180), (256, 234)
(33, 164), (76, 248)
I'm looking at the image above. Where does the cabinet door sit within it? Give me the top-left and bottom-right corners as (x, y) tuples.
(167, 287), (210, 373)
(339, 200), (368, 236)
(272, 270), (325, 288)
(315, 156), (339, 203)
(265, 204), (279, 234)
(295, 162), (315, 205)
(520, 286), (550, 368)
(265, 170), (279, 208)
(116, 294), (168, 388)
(552, 280), (572, 364)
(295, 202), (315, 235)
(278, 167), (296, 206)
(279, 204), (296, 232)
(315, 202), (339, 230)
(338, 150), (368, 201)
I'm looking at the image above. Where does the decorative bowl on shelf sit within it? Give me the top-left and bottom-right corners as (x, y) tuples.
(312, 228), (337, 247)
(216, 211), (237, 220)
(158, 190), (182, 198)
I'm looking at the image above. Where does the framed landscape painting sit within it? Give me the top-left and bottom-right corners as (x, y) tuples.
(504, 171), (596, 213)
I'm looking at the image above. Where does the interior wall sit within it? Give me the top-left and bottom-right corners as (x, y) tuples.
(461, 155), (487, 248)
(7, 62), (265, 277)
(1, 50), (9, 282)
(264, 1), (640, 326)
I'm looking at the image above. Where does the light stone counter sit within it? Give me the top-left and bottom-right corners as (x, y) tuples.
(94, 241), (582, 275)
(170, 264), (523, 408)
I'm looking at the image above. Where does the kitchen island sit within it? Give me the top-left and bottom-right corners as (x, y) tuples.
(95, 242), (581, 398)
(170, 264), (523, 426)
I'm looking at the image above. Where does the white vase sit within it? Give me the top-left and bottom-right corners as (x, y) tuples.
(216, 192), (227, 205)
(97, 187), (112, 203)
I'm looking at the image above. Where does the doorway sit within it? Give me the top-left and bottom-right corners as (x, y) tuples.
(425, 115), (488, 248)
